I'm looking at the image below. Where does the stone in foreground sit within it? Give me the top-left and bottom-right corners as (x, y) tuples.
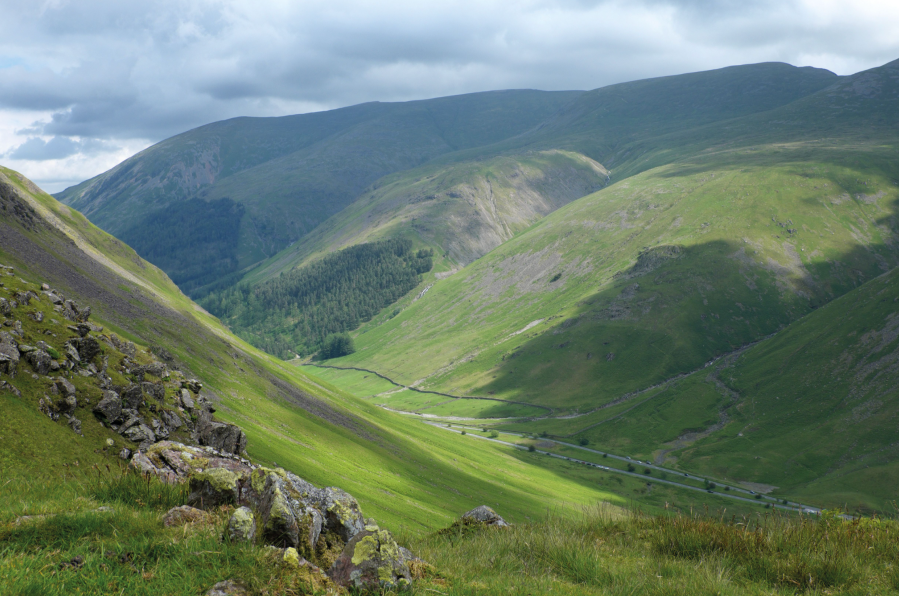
(328, 528), (412, 591)
(461, 505), (509, 527)
(163, 505), (208, 527)
(228, 506), (257, 543)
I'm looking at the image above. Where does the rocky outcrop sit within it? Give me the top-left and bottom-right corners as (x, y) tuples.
(0, 331), (19, 378)
(132, 440), (413, 589)
(461, 505), (509, 527)
(195, 409), (247, 454)
(93, 390), (122, 423)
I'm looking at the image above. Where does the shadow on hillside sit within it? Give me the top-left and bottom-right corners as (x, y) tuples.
(472, 194), (899, 413)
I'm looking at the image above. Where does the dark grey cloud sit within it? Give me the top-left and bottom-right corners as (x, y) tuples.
(0, 0), (896, 191)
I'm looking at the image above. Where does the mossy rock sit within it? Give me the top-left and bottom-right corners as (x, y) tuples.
(188, 467), (239, 509)
(328, 528), (412, 591)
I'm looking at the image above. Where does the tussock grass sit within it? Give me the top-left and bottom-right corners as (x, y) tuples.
(89, 465), (188, 510)
(408, 506), (899, 595)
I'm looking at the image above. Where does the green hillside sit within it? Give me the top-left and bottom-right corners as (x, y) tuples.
(6, 164), (760, 542)
(243, 149), (608, 285)
(55, 90), (582, 295)
(285, 59), (899, 511)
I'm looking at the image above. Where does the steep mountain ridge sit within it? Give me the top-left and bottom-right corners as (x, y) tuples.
(244, 150), (609, 286)
(55, 90), (582, 293)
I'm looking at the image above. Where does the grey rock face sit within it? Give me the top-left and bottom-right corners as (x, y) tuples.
(196, 410), (247, 455)
(0, 331), (19, 378)
(461, 505), (509, 527)
(55, 377), (76, 397)
(121, 384), (144, 410)
(141, 381), (165, 401)
(93, 390), (122, 423)
(67, 416), (82, 434)
(25, 349), (52, 375)
(188, 468), (240, 510)
(122, 423), (156, 447)
(108, 334), (136, 357)
(160, 409), (183, 431)
(64, 342), (80, 364)
(179, 388), (195, 411)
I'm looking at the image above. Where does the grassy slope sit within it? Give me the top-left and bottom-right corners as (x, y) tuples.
(55, 90), (582, 275)
(311, 58), (899, 511)
(334, 142), (898, 409)
(245, 150), (609, 285)
(4, 165), (748, 538)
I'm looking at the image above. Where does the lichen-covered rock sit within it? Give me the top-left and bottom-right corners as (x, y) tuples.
(189, 467), (239, 510)
(163, 505), (208, 527)
(328, 528), (412, 591)
(461, 505), (509, 527)
(227, 506), (256, 542)
(284, 472), (364, 543)
(25, 349), (52, 374)
(93, 390), (122, 423)
(258, 474), (301, 549)
(0, 331), (19, 378)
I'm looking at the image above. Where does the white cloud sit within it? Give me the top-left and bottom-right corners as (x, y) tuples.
(0, 0), (897, 193)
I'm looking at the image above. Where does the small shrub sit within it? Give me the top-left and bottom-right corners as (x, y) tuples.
(602, 453), (608, 458)
(578, 437), (589, 446)
(643, 468), (651, 475)
(528, 445), (536, 452)
(488, 431), (499, 439)
(461, 430), (466, 436)
(755, 494), (762, 500)
(627, 464), (636, 472)
(549, 272), (562, 283)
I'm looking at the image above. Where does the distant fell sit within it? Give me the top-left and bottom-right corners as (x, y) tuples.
(55, 90), (582, 295)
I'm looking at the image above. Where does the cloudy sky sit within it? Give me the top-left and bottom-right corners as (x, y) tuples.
(1, 0), (897, 193)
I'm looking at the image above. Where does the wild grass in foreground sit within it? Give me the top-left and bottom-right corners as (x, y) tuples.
(407, 505), (899, 595)
(0, 473), (329, 596)
(5, 473), (899, 595)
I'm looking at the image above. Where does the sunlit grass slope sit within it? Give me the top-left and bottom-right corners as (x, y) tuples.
(1, 165), (649, 534)
(333, 141), (898, 413)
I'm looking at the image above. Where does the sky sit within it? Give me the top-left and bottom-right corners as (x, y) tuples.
(1, 0), (897, 194)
